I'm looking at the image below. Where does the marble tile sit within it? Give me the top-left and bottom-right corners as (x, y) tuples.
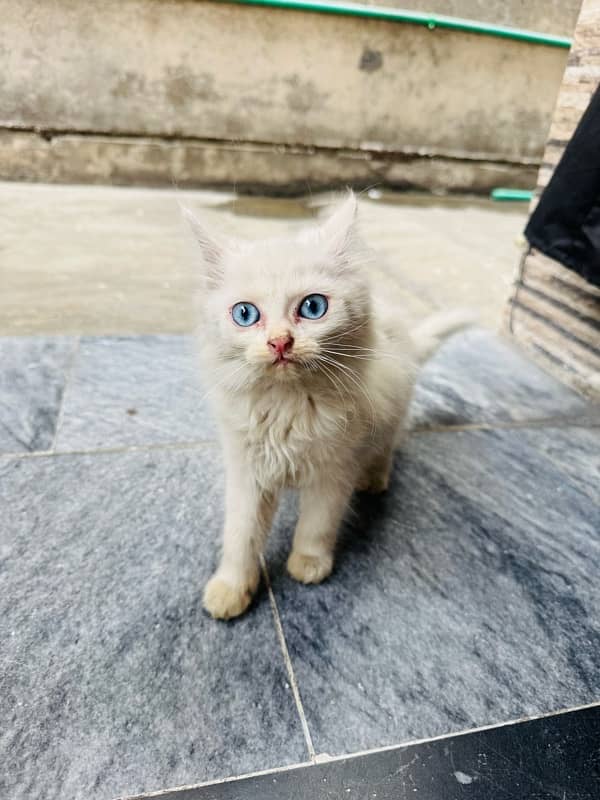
(268, 425), (600, 757)
(411, 328), (594, 428)
(151, 704), (600, 799)
(54, 335), (217, 451)
(51, 331), (598, 453)
(0, 336), (75, 453)
(0, 447), (307, 800)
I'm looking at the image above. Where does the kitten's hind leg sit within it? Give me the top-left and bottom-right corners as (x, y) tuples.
(287, 477), (353, 584)
(356, 446), (394, 494)
(356, 430), (399, 494)
(204, 461), (278, 620)
(357, 410), (409, 493)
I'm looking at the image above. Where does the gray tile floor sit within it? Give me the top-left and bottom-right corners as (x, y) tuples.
(54, 336), (216, 451)
(2, 449), (306, 800)
(0, 337), (76, 453)
(268, 425), (600, 756)
(1, 330), (599, 800)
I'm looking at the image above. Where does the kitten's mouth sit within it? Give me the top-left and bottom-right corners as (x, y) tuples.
(272, 355), (295, 367)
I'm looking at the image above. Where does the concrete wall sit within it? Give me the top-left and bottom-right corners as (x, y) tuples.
(0, 0), (576, 192)
(328, 0), (582, 36)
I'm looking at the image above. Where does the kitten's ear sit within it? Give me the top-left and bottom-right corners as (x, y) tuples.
(319, 191), (357, 256)
(181, 205), (224, 285)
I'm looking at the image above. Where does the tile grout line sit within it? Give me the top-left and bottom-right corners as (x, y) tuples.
(301, 699), (600, 765)
(260, 554), (316, 762)
(112, 699), (600, 799)
(3, 414), (598, 462)
(50, 336), (81, 452)
(1, 438), (220, 461)
(411, 414), (600, 434)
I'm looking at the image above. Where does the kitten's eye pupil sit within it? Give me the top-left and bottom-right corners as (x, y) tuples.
(298, 293), (328, 320)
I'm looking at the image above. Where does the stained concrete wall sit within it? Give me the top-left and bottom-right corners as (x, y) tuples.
(328, 0), (582, 36)
(0, 0), (577, 192)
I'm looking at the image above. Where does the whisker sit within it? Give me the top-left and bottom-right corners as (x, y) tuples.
(197, 361), (249, 404)
(321, 344), (402, 361)
(314, 368), (350, 435)
(323, 319), (371, 342)
(315, 354), (377, 437)
(320, 348), (379, 361)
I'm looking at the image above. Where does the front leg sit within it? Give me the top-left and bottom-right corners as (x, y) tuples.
(287, 476), (353, 584)
(204, 457), (277, 620)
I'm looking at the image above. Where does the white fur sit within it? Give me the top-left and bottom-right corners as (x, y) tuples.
(185, 192), (472, 619)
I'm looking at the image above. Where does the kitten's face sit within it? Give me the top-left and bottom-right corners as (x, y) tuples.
(186, 193), (371, 388)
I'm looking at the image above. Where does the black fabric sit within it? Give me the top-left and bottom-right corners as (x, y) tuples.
(525, 84), (600, 288)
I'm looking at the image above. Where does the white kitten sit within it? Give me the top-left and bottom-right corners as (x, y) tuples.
(184, 192), (471, 619)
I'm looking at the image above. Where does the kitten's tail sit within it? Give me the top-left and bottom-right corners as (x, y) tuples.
(412, 310), (477, 364)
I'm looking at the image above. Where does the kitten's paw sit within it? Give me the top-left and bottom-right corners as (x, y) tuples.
(287, 551), (333, 584)
(203, 576), (255, 620)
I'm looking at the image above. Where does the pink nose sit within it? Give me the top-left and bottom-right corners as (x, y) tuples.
(267, 334), (294, 357)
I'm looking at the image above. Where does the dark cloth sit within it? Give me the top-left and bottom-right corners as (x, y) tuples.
(525, 84), (600, 288)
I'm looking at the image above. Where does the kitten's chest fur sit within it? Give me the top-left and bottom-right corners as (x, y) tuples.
(227, 386), (357, 488)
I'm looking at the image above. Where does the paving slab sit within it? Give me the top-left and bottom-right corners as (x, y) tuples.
(2, 328), (596, 459)
(142, 704), (600, 800)
(267, 425), (600, 756)
(0, 336), (75, 453)
(54, 335), (216, 451)
(0, 448), (308, 800)
(411, 327), (593, 428)
(0, 182), (527, 336)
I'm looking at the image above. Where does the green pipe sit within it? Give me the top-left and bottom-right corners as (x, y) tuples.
(225, 0), (572, 49)
(491, 188), (534, 202)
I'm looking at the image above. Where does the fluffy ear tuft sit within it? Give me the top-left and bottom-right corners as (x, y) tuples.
(181, 205), (225, 285)
(319, 190), (357, 256)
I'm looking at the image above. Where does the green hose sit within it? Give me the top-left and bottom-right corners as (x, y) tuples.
(491, 188), (534, 202)
(223, 0), (572, 48)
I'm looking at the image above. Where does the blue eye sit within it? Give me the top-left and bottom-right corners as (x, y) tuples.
(231, 302), (260, 327)
(299, 294), (328, 320)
